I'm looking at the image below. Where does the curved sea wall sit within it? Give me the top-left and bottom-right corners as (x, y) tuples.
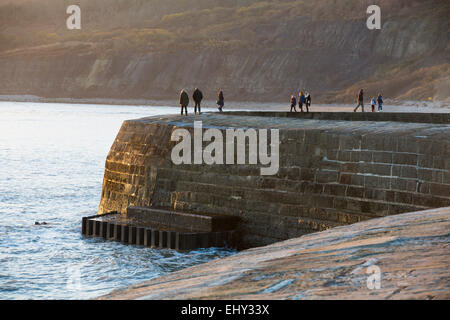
(98, 112), (450, 248)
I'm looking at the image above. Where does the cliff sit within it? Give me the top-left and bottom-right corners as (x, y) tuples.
(0, 0), (449, 102)
(98, 112), (450, 248)
(99, 206), (450, 300)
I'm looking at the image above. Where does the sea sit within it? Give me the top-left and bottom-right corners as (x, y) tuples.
(0, 101), (236, 300)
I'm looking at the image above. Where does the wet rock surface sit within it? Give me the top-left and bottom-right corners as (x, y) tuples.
(100, 207), (450, 300)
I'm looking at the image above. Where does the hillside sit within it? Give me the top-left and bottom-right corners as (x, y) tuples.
(0, 0), (449, 103)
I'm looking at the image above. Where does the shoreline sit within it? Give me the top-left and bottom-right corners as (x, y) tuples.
(1, 95), (449, 112)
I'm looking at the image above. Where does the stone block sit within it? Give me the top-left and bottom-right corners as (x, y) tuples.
(429, 183), (450, 198)
(316, 170), (339, 183)
(393, 153), (417, 166)
(401, 166), (418, 179)
(339, 173), (352, 185)
(346, 186), (365, 198)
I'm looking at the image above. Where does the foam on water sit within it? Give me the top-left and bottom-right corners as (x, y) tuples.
(0, 101), (235, 300)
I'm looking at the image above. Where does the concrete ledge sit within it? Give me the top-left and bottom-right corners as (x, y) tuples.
(221, 111), (450, 124)
(81, 212), (236, 250)
(127, 207), (240, 232)
(98, 207), (450, 300)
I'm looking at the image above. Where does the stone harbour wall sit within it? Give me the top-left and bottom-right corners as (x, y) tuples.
(98, 112), (450, 248)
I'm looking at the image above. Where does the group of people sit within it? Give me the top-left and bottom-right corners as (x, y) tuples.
(290, 91), (312, 113)
(179, 88), (225, 115)
(179, 88), (383, 115)
(354, 89), (384, 112)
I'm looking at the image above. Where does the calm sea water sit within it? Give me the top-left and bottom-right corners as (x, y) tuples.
(0, 101), (235, 300)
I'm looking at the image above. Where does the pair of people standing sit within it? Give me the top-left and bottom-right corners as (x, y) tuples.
(179, 88), (203, 115)
(290, 91), (311, 112)
(354, 89), (383, 112)
(179, 89), (225, 115)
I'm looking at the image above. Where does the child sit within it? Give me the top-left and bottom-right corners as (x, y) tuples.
(371, 97), (377, 112)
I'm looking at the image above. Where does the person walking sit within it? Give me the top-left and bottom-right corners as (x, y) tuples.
(299, 91), (306, 112)
(179, 89), (189, 116)
(290, 95), (297, 112)
(193, 88), (203, 115)
(371, 97), (377, 112)
(377, 93), (383, 112)
(354, 89), (365, 112)
(217, 90), (225, 112)
(305, 92), (311, 113)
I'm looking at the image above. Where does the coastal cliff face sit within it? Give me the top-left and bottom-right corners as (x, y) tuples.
(0, 0), (449, 102)
(98, 113), (450, 248)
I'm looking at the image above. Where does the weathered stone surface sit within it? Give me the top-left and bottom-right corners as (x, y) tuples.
(99, 207), (450, 300)
(98, 112), (450, 248)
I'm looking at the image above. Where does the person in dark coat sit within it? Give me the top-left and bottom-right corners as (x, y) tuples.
(305, 92), (311, 113)
(217, 90), (224, 112)
(377, 93), (383, 112)
(299, 91), (306, 112)
(179, 89), (189, 115)
(193, 88), (203, 115)
(290, 95), (297, 112)
(354, 89), (365, 112)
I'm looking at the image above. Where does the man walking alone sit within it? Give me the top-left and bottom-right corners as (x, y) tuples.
(217, 90), (224, 112)
(354, 89), (365, 112)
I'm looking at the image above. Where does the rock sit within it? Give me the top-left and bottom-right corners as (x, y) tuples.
(99, 207), (450, 300)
